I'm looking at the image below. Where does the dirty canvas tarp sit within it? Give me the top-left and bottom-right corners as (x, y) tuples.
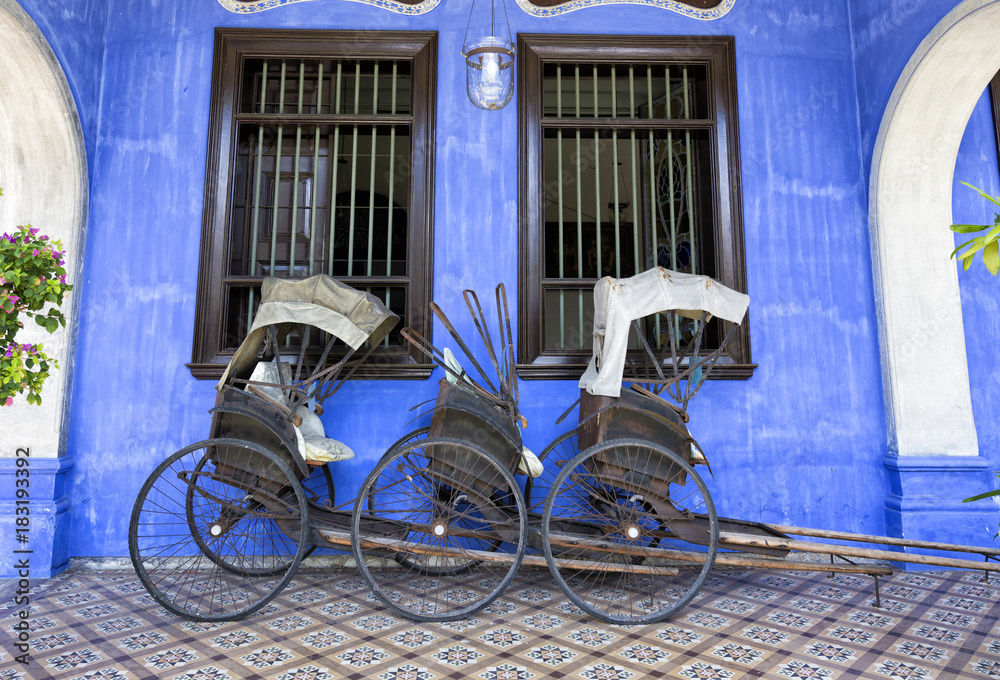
(579, 267), (750, 397)
(219, 274), (398, 389)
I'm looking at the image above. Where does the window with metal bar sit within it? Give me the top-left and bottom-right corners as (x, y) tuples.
(190, 29), (436, 379)
(517, 34), (753, 380)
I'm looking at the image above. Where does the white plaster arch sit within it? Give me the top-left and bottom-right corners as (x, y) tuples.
(870, 0), (1000, 457)
(0, 0), (87, 458)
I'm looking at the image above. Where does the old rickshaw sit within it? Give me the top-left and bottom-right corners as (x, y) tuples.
(528, 267), (1000, 624)
(129, 270), (1000, 626)
(128, 274), (527, 622)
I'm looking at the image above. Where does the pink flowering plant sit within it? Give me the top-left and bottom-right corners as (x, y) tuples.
(1, 190), (73, 406)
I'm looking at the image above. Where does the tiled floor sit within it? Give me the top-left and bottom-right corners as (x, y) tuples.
(2, 565), (1000, 679)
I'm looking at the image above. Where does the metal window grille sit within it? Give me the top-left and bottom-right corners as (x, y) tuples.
(224, 57), (414, 350)
(539, 62), (715, 352)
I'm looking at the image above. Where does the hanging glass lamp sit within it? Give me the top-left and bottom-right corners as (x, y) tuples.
(462, 0), (515, 110)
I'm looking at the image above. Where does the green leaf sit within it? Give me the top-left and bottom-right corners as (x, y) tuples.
(984, 240), (1000, 276)
(952, 237), (981, 258)
(950, 223), (992, 233)
(45, 317), (58, 333)
(964, 489), (1000, 503)
(961, 181), (1000, 209)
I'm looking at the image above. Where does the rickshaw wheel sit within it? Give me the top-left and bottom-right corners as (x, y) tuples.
(382, 425), (431, 462)
(541, 438), (718, 625)
(129, 438), (309, 621)
(351, 437), (526, 622)
(189, 455), (324, 575)
(368, 426), (504, 575)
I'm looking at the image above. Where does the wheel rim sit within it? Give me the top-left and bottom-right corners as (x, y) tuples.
(527, 430), (579, 513)
(541, 438), (717, 624)
(129, 438), (309, 621)
(370, 427), (501, 575)
(352, 437), (526, 621)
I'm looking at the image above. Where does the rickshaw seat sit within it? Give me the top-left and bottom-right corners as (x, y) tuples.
(244, 361), (354, 464)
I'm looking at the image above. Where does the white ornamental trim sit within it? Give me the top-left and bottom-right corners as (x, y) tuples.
(217, 0), (439, 15)
(515, 0), (735, 19)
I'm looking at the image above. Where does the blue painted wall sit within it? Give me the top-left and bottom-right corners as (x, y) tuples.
(14, 0), (108, 184)
(848, 0), (962, 181)
(16, 0), (992, 557)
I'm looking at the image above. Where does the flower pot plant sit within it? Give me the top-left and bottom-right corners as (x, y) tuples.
(0, 189), (73, 406)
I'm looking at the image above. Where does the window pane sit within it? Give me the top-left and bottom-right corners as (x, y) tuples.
(240, 58), (413, 116)
(229, 123), (410, 278)
(542, 127), (715, 281)
(542, 289), (720, 355)
(541, 63), (709, 120)
(543, 287), (594, 351)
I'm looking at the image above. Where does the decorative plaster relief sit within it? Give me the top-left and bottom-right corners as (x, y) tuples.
(516, 0), (734, 19)
(217, 0), (733, 17)
(217, 0), (439, 14)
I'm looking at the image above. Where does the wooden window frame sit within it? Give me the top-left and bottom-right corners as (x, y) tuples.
(991, 71), (1000, 170)
(516, 33), (753, 380)
(188, 28), (436, 380)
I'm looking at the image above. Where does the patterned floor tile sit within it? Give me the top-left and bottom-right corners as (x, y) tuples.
(377, 663), (434, 680)
(299, 628), (351, 650)
(618, 643), (670, 665)
(579, 662), (635, 680)
(525, 643), (577, 666)
(478, 627), (527, 648)
(479, 662), (533, 680)
(867, 659), (934, 678)
(389, 628), (438, 649)
(775, 660), (837, 678)
(671, 661), (737, 679)
(3, 567), (1000, 680)
(431, 644), (484, 667)
(711, 641), (766, 665)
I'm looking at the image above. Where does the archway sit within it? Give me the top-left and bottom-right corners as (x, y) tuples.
(0, 1), (87, 576)
(870, 0), (1000, 459)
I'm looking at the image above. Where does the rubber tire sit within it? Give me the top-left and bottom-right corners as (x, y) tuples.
(541, 437), (718, 625)
(129, 438), (309, 621)
(351, 436), (526, 621)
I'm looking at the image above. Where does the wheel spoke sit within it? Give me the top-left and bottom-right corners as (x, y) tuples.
(541, 437), (717, 624)
(129, 439), (309, 621)
(353, 437), (526, 621)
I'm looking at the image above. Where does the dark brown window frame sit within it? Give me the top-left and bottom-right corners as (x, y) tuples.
(189, 28), (437, 380)
(516, 33), (753, 380)
(991, 71), (1000, 170)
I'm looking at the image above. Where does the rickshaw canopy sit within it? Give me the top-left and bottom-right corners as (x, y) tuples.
(219, 275), (398, 389)
(579, 267), (750, 397)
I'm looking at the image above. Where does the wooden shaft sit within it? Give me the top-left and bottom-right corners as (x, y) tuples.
(719, 531), (1000, 572)
(319, 529), (677, 575)
(758, 522), (1000, 557)
(713, 553), (892, 575)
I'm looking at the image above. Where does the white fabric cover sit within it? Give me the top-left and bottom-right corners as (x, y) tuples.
(518, 445), (544, 478)
(245, 361), (293, 404)
(292, 406), (355, 463)
(579, 267), (749, 398)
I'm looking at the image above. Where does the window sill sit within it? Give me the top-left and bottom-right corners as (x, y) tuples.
(516, 360), (757, 381)
(187, 362), (436, 381)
